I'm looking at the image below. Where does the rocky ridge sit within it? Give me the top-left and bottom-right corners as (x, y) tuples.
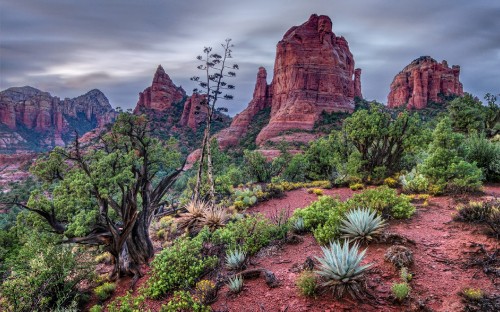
(387, 56), (464, 109)
(0, 86), (116, 153)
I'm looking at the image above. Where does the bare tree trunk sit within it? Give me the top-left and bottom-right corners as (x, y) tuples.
(205, 114), (216, 204)
(193, 125), (209, 202)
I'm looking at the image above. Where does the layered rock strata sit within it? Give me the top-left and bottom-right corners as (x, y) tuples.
(387, 56), (464, 109)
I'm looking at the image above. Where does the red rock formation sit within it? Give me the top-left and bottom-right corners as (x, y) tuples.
(217, 67), (271, 148)
(256, 14), (361, 145)
(134, 65), (185, 113)
(179, 93), (208, 130)
(0, 86), (116, 152)
(387, 56), (464, 109)
(354, 68), (362, 99)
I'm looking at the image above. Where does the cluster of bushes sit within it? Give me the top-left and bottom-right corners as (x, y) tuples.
(292, 186), (414, 245)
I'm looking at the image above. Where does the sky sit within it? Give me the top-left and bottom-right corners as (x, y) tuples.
(1, 0), (499, 115)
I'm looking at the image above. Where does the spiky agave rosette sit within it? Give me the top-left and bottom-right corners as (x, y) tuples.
(315, 240), (372, 298)
(340, 207), (386, 243)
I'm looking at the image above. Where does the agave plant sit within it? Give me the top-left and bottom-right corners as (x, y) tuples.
(227, 274), (243, 293)
(177, 200), (208, 234)
(292, 217), (306, 234)
(225, 248), (246, 271)
(340, 208), (386, 243)
(315, 240), (372, 298)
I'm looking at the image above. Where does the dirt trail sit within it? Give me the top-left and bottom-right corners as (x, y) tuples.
(212, 186), (499, 312)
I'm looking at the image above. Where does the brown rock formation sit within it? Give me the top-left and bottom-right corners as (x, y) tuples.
(0, 86), (115, 153)
(256, 14), (361, 145)
(387, 56), (464, 109)
(134, 65), (185, 113)
(179, 93), (208, 130)
(217, 67), (271, 148)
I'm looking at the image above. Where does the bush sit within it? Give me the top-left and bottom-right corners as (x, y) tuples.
(461, 288), (484, 300)
(308, 188), (324, 196)
(349, 183), (364, 190)
(161, 290), (210, 312)
(243, 150), (272, 182)
(211, 214), (283, 255)
(383, 177), (398, 188)
(94, 282), (116, 301)
(89, 305), (103, 312)
(464, 135), (500, 182)
(107, 291), (147, 312)
(296, 271), (317, 297)
(146, 230), (218, 299)
(194, 280), (217, 305)
(95, 251), (113, 264)
(347, 186), (415, 219)
(399, 169), (429, 193)
(454, 201), (493, 222)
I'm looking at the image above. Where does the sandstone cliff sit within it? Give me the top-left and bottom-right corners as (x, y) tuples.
(134, 65), (186, 113)
(387, 56), (464, 109)
(0, 86), (115, 153)
(255, 14), (362, 145)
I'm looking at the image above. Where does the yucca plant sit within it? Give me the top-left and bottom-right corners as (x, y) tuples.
(292, 217), (306, 234)
(204, 206), (229, 232)
(225, 248), (247, 271)
(315, 240), (372, 298)
(340, 208), (386, 243)
(227, 275), (243, 293)
(178, 200), (208, 234)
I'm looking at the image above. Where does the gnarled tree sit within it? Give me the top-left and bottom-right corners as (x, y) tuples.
(9, 113), (182, 282)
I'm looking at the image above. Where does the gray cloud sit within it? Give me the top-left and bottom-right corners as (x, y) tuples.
(1, 0), (499, 115)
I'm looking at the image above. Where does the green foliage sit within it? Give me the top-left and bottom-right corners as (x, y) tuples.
(161, 290), (210, 312)
(211, 214), (283, 255)
(232, 186), (259, 210)
(194, 280), (217, 305)
(420, 117), (483, 193)
(464, 135), (500, 182)
(146, 230), (218, 299)
(296, 270), (317, 297)
(400, 267), (412, 282)
(315, 240), (372, 298)
(94, 282), (116, 301)
(89, 305), (103, 312)
(461, 288), (484, 300)
(292, 196), (349, 245)
(243, 150), (271, 182)
(448, 93), (486, 135)
(225, 247), (246, 271)
(340, 208), (386, 243)
(0, 235), (94, 312)
(399, 169), (429, 193)
(281, 153), (310, 182)
(391, 282), (410, 301)
(107, 291), (147, 312)
(347, 186), (415, 219)
(342, 103), (421, 179)
(227, 275), (244, 293)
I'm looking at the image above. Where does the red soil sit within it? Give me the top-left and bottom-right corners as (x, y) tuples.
(98, 186), (499, 311)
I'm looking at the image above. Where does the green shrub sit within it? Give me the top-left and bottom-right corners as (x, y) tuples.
(94, 282), (116, 301)
(292, 196), (349, 245)
(296, 270), (317, 297)
(399, 169), (429, 193)
(211, 214), (282, 255)
(464, 135), (500, 182)
(243, 150), (272, 182)
(161, 290), (210, 312)
(383, 177), (399, 188)
(194, 280), (217, 305)
(107, 291), (147, 312)
(89, 305), (103, 312)
(95, 251), (113, 264)
(146, 230), (218, 299)
(461, 287), (484, 300)
(391, 282), (410, 301)
(454, 201), (492, 222)
(349, 183), (364, 190)
(347, 186), (415, 219)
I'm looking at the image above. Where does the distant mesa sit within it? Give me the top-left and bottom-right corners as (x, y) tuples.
(387, 56), (464, 109)
(0, 86), (116, 153)
(218, 14), (362, 148)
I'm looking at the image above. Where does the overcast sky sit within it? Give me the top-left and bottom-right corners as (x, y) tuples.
(1, 0), (499, 115)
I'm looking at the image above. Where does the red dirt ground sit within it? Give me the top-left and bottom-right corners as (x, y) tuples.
(98, 186), (500, 311)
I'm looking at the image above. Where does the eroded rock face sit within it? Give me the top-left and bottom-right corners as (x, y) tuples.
(134, 65), (186, 113)
(179, 93), (208, 130)
(256, 14), (361, 145)
(217, 67), (271, 148)
(387, 56), (464, 109)
(0, 86), (116, 153)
